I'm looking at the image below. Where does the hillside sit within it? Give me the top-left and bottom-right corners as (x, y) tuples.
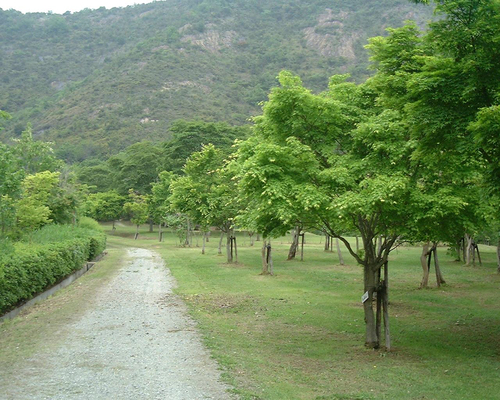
(0, 0), (431, 162)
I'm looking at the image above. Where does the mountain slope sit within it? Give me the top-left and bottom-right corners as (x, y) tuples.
(0, 0), (431, 161)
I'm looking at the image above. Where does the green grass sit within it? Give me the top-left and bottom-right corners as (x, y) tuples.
(104, 223), (500, 400)
(2, 221), (499, 399)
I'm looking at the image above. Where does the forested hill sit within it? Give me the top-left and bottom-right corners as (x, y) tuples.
(0, 0), (431, 162)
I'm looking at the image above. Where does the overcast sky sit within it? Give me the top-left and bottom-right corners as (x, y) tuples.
(0, 0), (156, 14)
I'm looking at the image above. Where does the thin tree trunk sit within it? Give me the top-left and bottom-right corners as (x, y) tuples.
(268, 239), (274, 275)
(420, 242), (430, 288)
(112, 220), (116, 230)
(134, 224), (139, 240)
(218, 232), (224, 255)
(261, 239), (269, 274)
(202, 231), (206, 254)
(465, 234), (473, 266)
(324, 234), (330, 251)
(363, 263), (379, 348)
(149, 220), (154, 232)
(476, 244), (482, 267)
(288, 227), (300, 260)
(234, 236), (238, 263)
(159, 223), (163, 242)
(382, 261), (391, 351)
(336, 238), (344, 265)
(356, 236), (359, 254)
(432, 243), (446, 287)
(300, 233), (305, 261)
(226, 231), (232, 263)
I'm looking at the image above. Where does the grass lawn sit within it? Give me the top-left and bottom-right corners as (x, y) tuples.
(104, 223), (500, 400)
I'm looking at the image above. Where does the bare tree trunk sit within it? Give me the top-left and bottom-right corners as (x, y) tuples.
(234, 236), (238, 263)
(218, 232), (223, 255)
(300, 233), (305, 261)
(465, 234), (473, 266)
(226, 231), (233, 263)
(134, 224), (139, 240)
(288, 227), (300, 260)
(476, 244), (482, 267)
(149, 220), (154, 233)
(432, 243), (446, 287)
(261, 239), (268, 274)
(202, 231), (206, 254)
(268, 239), (274, 275)
(420, 242), (431, 288)
(356, 236), (359, 254)
(382, 261), (391, 351)
(112, 220), (116, 230)
(336, 238), (344, 265)
(324, 234), (330, 251)
(159, 223), (163, 242)
(363, 263), (379, 348)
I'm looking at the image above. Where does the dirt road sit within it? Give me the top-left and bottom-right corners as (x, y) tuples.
(0, 248), (235, 399)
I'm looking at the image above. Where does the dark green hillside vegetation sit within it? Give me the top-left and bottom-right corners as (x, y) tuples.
(0, 0), (431, 161)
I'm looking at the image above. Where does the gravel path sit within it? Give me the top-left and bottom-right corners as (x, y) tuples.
(1, 248), (236, 400)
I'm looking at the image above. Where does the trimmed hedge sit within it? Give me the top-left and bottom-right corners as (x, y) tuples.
(0, 230), (106, 315)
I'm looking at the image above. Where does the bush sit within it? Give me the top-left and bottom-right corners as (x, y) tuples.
(0, 221), (106, 315)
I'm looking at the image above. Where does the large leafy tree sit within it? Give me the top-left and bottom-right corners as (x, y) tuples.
(237, 71), (428, 348)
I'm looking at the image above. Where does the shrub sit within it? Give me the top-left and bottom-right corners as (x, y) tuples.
(0, 221), (106, 315)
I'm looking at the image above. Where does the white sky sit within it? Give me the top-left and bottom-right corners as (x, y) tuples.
(0, 0), (156, 14)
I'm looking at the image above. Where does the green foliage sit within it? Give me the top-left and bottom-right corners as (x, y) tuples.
(0, 222), (106, 314)
(82, 190), (125, 223)
(123, 189), (149, 227)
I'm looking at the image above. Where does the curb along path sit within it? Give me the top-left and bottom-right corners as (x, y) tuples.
(1, 248), (235, 400)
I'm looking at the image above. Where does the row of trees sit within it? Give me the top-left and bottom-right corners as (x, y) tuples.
(143, 0), (500, 350)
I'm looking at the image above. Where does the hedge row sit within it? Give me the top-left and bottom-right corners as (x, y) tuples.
(0, 231), (106, 315)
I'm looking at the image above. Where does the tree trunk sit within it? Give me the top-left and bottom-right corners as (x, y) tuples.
(363, 263), (379, 348)
(134, 224), (139, 240)
(465, 234), (473, 266)
(149, 220), (154, 233)
(261, 239), (268, 274)
(324, 234), (330, 251)
(476, 244), (482, 267)
(356, 236), (359, 254)
(268, 239), (274, 275)
(382, 261), (391, 351)
(336, 238), (344, 265)
(432, 243), (446, 287)
(112, 220), (116, 230)
(234, 236), (238, 263)
(288, 227), (300, 260)
(159, 223), (163, 242)
(202, 231), (206, 254)
(420, 242), (431, 288)
(226, 231), (233, 263)
(218, 232), (224, 255)
(300, 233), (305, 261)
